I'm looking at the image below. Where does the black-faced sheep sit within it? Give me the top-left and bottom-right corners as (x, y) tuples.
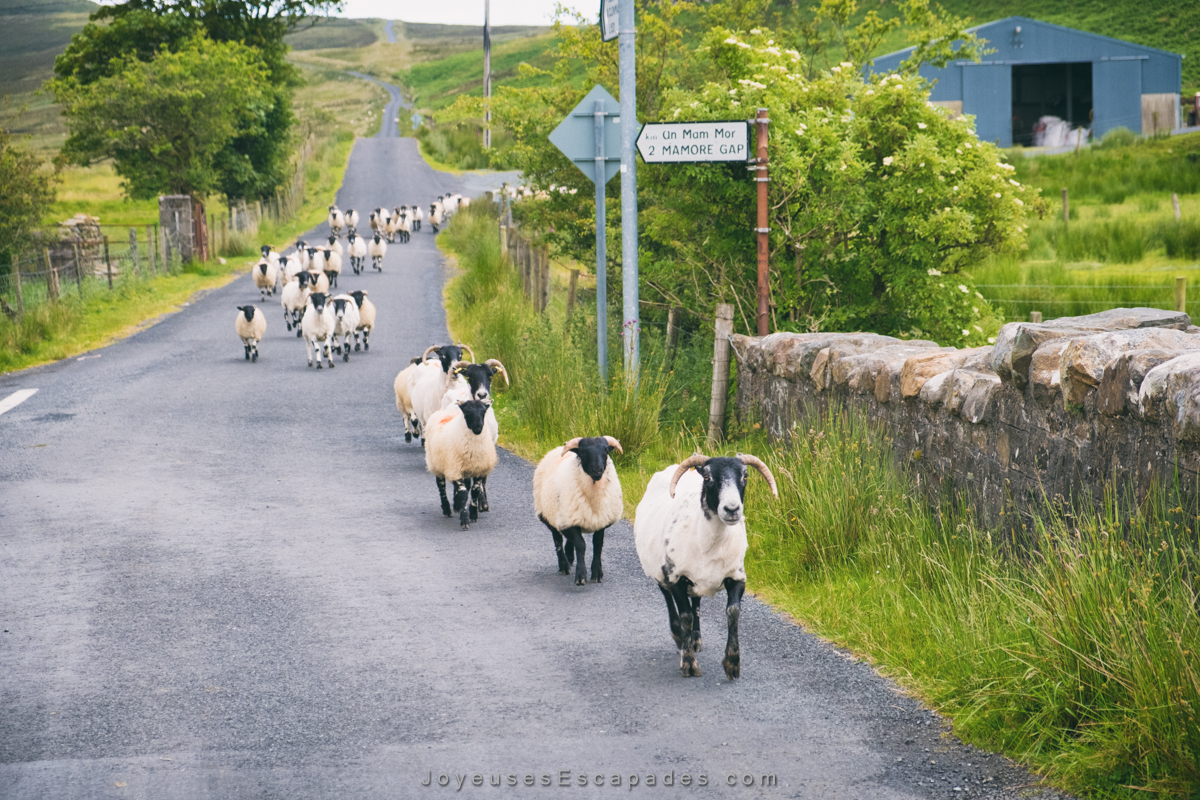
(330, 294), (360, 362)
(533, 437), (623, 586)
(280, 270), (313, 335)
(301, 292), (336, 369)
(235, 305), (266, 362)
(424, 399), (498, 529)
(634, 453), (777, 680)
(369, 233), (387, 271)
(327, 205), (345, 236)
(345, 208), (359, 235)
(408, 344), (476, 442)
(348, 290), (375, 351)
(394, 355), (429, 443)
(347, 233), (367, 275)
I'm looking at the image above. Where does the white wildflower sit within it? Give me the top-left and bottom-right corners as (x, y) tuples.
(1009, 179), (1020, 187)
(882, 156), (894, 166)
(975, 292), (983, 299)
(994, 192), (1002, 198)
(673, 108), (681, 118)
(917, 122), (927, 129)
(988, 336), (996, 344)
(955, 148), (963, 154)
(974, 325), (983, 333)
(953, 186), (959, 191)
(1014, 198), (1024, 206)
(724, 37), (739, 44)
(750, 28), (761, 34)
(958, 285), (969, 293)
(917, 188), (924, 194)
(973, 307), (979, 313)
(962, 329), (970, 337)
(928, 268), (942, 276)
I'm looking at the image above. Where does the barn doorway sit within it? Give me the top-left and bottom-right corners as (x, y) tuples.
(1011, 62), (1093, 146)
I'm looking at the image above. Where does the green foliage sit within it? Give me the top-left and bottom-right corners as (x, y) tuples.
(1098, 126), (1137, 150)
(0, 124), (57, 266)
(51, 34), (272, 199)
(415, 122), (507, 170)
(1161, 219), (1200, 260)
(399, 33), (564, 112)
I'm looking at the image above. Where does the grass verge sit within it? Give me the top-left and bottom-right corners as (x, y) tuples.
(440, 201), (1200, 799)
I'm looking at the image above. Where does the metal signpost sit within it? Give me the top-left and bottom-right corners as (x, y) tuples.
(549, 84), (622, 383)
(618, 0), (638, 382)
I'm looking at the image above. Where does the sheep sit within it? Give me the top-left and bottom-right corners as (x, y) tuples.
(369, 233), (387, 271)
(390, 208), (411, 243)
(234, 305), (266, 362)
(259, 244), (281, 267)
(305, 267), (330, 294)
(412, 204), (424, 231)
(347, 289), (375, 351)
(429, 203), (442, 233)
(281, 253), (304, 285)
(252, 258), (278, 301)
(325, 234), (344, 258)
(634, 453), (778, 680)
(424, 399), (498, 529)
(296, 240), (310, 270)
(394, 355), (429, 443)
(328, 205), (345, 235)
(345, 208), (359, 235)
(301, 292), (337, 369)
(330, 294), (361, 362)
(533, 436), (623, 586)
(439, 358), (509, 511)
(322, 248), (342, 289)
(280, 270), (313, 335)
(408, 343), (476, 444)
(373, 207), (392, 240)
(346, 232), (368, 275)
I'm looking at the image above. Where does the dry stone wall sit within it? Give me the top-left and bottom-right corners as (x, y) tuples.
(733, 308), (1200, 527)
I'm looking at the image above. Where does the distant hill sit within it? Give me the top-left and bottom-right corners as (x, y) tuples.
(0, 0), (97, 15)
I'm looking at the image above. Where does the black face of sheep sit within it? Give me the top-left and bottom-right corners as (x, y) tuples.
(298, 271), (311, 288)
(349, 290), (367, 309)
(258, 262), (269, 277)
(452, 360), (509, 403)
(259, 245), (271, 258)
(327, 235), (337, 246)
(697, 457), (749, 525)
(458, 399), (489, 435)
(309, 292), (328, 314)
(238, 306), (256, 322)
(568, 437), (616, 482)
(307, 247), (318, 258)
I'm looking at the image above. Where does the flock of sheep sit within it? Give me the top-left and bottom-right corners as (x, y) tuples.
(236, 187), (778, 680)
(232, 194), (467, 367)
(391, 342), (777, 682)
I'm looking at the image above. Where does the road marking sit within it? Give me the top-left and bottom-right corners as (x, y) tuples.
(0, 388), (38, 417)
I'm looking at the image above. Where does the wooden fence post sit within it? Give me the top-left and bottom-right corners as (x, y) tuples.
(665, 306), (681, 368)
(707, 304), (735, 447)
(1173, 193), (1182, 222)
(146, 225), (155, 274)
(72, 244), (83, 298)
(499, 223), (507, 260)
(1177, 277), (1187, 314)
(567, 269), (579, 316)
(104, 237), (113, 289)
(129, 227), (139, 276)
(1062, 188), (1069, 224)
(1030, 311), (1043, 323)
(522, 238), (532, 300)
(11, 255), (23, 316)
(539, 248), (549, 313)
(45, 248), (60, 301)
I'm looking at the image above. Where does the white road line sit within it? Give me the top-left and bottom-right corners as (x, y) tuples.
(0, 389), (38, 417)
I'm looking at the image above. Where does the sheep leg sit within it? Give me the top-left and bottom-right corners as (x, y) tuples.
(251, 342), (258, 363)
(324, 337), (335, 369)
(283, 307), (292, 331)
(467, 477), (480, 523)
(565, 526), (587, 586)
(244, 343), (251, 361)
(342, 333), (351, 362)
(540, 516), (569, 574)
(659, 585), (683, 648)
(306, 335), (315, 367)
(670, 579), (701, 677)
(454, 478), (472, 529)
(722, 577), (745, 680)
(354, 331), (361, 352)
(435, 477), (452, 517)
(470, 474), (484, 513)
(589, 529), (605, 583)
(362, 328), (370, 351)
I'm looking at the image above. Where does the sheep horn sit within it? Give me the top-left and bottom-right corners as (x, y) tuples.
(563, 437), (583, 452)
(485, 359), (510, 387)
(450, 360), (472, 374)
(669, 453), (709, 499)
(421, 345), (440, 360)
(603, 436), (623, 454)
(738, 454), (779, 498)
(456, 342), (475, 361)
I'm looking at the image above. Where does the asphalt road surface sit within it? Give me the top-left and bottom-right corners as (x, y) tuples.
(347, 72), (411, 139)
(0, 137), (1069, 799)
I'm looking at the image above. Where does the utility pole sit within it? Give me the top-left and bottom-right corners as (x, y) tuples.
(618, 0), (638, 381)
(483, 0), (491, 149)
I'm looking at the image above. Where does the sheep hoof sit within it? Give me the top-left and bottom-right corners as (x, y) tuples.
(363, 343), (369, 351)
(680, 656), (701, 678)
(722, 654), (740, 680)
(316, 363), (323, 369)
(460, 523), (470, 531)
(328, 361), (335, 369)
(252, 352), (258, 363)
(343, 352), (349, 362)
(244, 352), (250, 361)
(308, 361), (313, 368)
(694, 637), (702, 652)
(354, 343), (361, 351)
(574, 574), (586, 587)
(296, 330), (302, 338)
(590, 569), (603, 583)
(405, 432), (412, 443)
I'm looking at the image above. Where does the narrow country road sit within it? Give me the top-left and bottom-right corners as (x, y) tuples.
(347, 71), (411, 139)
(0, 136), (1067, 799)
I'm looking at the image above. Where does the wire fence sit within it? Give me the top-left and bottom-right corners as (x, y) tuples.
(978, 281), (1198, 322)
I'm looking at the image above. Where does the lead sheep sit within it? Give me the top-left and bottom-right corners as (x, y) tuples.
(533, 437), (623, 586)
(301, 292), (336, 369)
(280, 270), (313, 334)
(424, 399), (498, 529)
(634, 453), (777, 680)
(234, 305), (266, 362)
(408, 344), (476, 443)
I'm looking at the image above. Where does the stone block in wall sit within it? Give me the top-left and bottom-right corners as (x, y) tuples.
(1029, 340), (1072, 407)
(1140, 354), (1200, 439)
(1060, 328), (1200, 408)
(875, 346), (958, 402)
(1099, 350), (1194, 416)
(900, 347), (990, 398)
(830, 339), (939, 391)
(991, 308), (1191, 388)
(734, 332), (843, 381)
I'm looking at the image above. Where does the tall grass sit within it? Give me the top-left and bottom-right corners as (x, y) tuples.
(746, 406), (1200, 798)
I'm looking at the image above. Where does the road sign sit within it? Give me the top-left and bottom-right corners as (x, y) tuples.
(635, 120), (749, 163)
(548, 84), (622, 185)
(599, 0), (619, 42)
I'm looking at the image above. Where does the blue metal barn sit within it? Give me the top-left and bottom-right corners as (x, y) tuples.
(869, 17), (1183, 147)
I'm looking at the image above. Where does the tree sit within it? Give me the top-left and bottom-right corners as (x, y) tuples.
(52, 0), (339, 202)
(0, 125), (58, 270)
(50, 35), (271, 200)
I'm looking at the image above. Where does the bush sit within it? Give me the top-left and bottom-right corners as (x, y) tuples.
(1098, 126), (1137, 150)
(1160, 219), (1200, 260)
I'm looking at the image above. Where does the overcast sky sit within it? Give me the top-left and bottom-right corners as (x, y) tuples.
(335, 0), (574, 26)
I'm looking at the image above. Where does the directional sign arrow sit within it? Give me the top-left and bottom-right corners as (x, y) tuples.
(636, 120), (750, 164)
(548, 84), (622, 185)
